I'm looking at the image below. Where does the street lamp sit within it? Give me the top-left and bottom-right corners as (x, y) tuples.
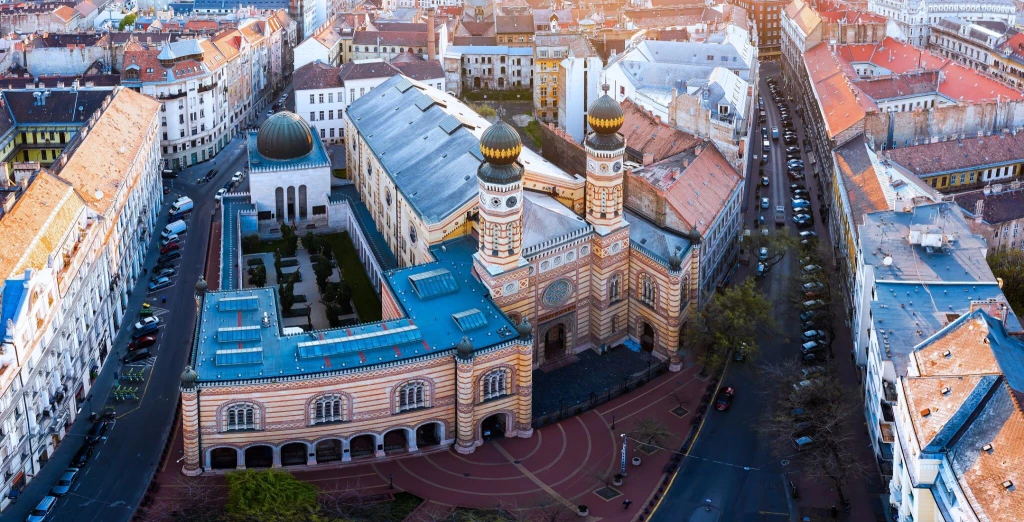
(388, 473), (394, 489)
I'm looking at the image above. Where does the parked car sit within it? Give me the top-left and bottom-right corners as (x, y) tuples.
(786, 146), (800, 154)
(71, 445), (93, 467)
(758, 247), (769, 260)
(215, 188), (227, 201)
(134, 316), (159, 331)
(801, 330), (827, 342)
(148, 277), (172, 291)
(160, 234), (178, 246)
(159, 242), (179, 255)
(27, 496), (57, 522)
(800, 310), (826, 322)
(760, 197), (770, 209)
(714, 386), (735, 411)
(800, 340), (824, 354)
(802, 264), (822, 274)
(127, 335), (157, 351)
(761, 176), (770, 186)
(157, 251), (181, 264)
(132, 322), (158, 338)
(799, 231), (818, 240)
(793, 435), (815, 450)
(802, 299), (826, 310)
(50, 468), (80, 496)
(792, 199), (810, 209)
(756, 262), (767, 277)
(789, 183), (805, 191)
(86, 420), (108, 444)
(153, 266), (176, 278)
(123, 348), (152, 364)
(232, 171), (243, 183)
(793, 214), (812, 224)
(802, 281), (824, 292)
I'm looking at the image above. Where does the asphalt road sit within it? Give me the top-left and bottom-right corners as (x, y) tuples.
(2, 105), (275, 521)
(650, 62), (829, 522)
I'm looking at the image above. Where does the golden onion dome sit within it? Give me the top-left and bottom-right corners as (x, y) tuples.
(479, 120), (522, 166)
(587, 91), (625, 135)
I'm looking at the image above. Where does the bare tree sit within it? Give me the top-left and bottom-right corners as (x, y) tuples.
(757, 360), (868, 507)
(629, 417), (673, 454)
(496, 496), (575, 522)
(146, 474), (226, 522)
(742, 229), (798, 275)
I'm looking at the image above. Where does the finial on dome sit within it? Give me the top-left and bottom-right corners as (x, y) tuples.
(180, 365), (199, 388)
(456, 336), (473, 359)
(516, 316), (532, 338)
(587, 91), (624, 135)
(195, 276), (208, 295)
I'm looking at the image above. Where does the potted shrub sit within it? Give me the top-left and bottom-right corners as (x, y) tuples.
(632, 456), (642, 466)
(613, 473), (623, 486)
(576, 505), (589, 517)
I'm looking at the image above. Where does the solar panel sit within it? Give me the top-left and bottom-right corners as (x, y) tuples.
(218, 296), (259, 312)
(217, 326), (262, 343)
(408, 268), (458, 299)
(215, 347), (264, 366)
(439, 114), (463, 135)
(452, 309), (487, 331)
(296, 325), (422, 360)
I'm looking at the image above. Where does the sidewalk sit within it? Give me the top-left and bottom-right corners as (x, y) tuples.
(146, 361), (709, 521)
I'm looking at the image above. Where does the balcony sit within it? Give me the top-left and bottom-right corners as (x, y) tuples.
(883, 381), (898, 402)
(879, 420), (895, 444)
(880, 399), (895, 423)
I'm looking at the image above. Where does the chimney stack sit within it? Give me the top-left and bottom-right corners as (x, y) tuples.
(427, 7), (436, 61)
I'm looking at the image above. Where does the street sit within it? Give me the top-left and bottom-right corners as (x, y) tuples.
(650, 62), (874, 521)
(2, 108), (271, 521)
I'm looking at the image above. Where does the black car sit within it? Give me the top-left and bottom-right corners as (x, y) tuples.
(786, 146), (801, 154)
(72, 444), (93, 467)
(123, 348), (152, 364)
(157, 251), (181, 264)
(86, 421), (108, 445)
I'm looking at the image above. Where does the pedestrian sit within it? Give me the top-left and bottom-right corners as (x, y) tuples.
(162, 295), (167, 304)
(622, 499), (632, 510)
(830, 505), (838, 519)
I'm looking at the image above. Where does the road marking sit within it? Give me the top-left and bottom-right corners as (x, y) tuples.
(491, 441), (576, 512)
(115, 360), (158, 418)
(646, 359), (731, 520)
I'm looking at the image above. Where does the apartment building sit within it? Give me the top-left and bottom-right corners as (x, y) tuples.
(728, 0), (788, 60)
(121, 12), (293, 170)
(444, 45), (533, 96)
(953, 181), (1024, 251)
(880, 132), (1024, 193)
(928, 17), (1011, 74)
(534, 34), (580, 124)
(0, 87), (162, 509)
(855, 203), (1024, 518)
(867, 0), (1015, 47)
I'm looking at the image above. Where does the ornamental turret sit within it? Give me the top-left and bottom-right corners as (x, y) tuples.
(476, 121), (525, 272)
(584, 86), (627, 234)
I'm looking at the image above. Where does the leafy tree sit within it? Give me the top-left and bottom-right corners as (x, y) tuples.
(313, 258), (333, 290)
(241, 234), (261, 254)
(279, 282), (295, 312)
(224, 469), (319, 522)
(118, 13), (137, 31)
(685, 280), (775, 371)
(273, 250), (283, 280)
(472, 103), (497, 119)
(987, 248), (1024, 315)
(742, 229), (797, 274)
(280, 224), (298, 256)
(303, 231), (322, 255)
(758, 360), (868, 508)
(248, 265), (267, 287)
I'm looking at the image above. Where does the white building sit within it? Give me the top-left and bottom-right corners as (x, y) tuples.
(121, 13), (292, 170)
(556, 38), (603, 144)
(294, 20), (344, 70)
(443, 45), (534, 95)
(0, 87), (163, 509)
(868, 0), (1016, 47)
(293, 60), (445, 143)
(928, 17), (1008, 73)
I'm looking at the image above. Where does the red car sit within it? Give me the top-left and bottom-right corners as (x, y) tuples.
(714, 387), (735, 411)
(127, 335), (156, 351)
(160, 242), (179, 254)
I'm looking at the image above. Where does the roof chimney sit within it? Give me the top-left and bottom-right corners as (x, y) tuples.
(427, 7), (436, 61)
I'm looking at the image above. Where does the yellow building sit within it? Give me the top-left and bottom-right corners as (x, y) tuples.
(534, 34), (580, 123)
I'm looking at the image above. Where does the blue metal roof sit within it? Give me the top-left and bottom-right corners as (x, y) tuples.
(409, 268), (459, 299)
(220, 197), (254, 290)
(0, 277), (27, 342)
(192, 237), (518, 383)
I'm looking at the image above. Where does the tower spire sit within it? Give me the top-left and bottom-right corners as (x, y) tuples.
(583, 89), (626, 233)
(475, 120), (525, 271)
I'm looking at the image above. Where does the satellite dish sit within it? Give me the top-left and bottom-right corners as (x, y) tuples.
(883, 256), (893, 266)
(94, 190), (104, 200)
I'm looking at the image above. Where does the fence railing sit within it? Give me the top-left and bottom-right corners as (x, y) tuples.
(531, 360), (669, 428)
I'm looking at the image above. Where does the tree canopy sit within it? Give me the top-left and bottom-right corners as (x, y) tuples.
(686, 280), (775, 369)
(225, 469), (320, 522)
(987, 248), (1024, 315)
(118, 13), (137, 31)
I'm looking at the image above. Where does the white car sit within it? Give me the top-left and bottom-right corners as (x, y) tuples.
(134, 316), (159, 331)
(232, 171), (243, 183)
(758, 247), (769, 260)
(215, 188), (227, 201)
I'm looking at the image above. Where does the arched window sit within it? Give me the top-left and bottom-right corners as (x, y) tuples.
(506, 223), (515, 253)
(640, 274), (657, 307)
(609, 274), (621, 302)
(682, 274), (691, 304)
(482, 369), (508, 401)
(490, 223), (499, 252)
(396, 381), (428, 413)
(600, 188), (608, 213)
(310, 394), (346, 425)
(223, 403), (258, 431)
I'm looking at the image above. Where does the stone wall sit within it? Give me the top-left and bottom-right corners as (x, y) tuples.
(539, 123), (586, 178)
(24, 46), (108, 77)
(885, 101), (1024, 149)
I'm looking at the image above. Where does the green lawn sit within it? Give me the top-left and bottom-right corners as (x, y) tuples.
(322, 232), (382, 322)
(332, 168), (347, 179)
(524, 120), (543, 148)
(241, 236), (289, 255)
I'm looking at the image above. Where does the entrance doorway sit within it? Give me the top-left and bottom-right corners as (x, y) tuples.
(315, 440), (342, 464)
(416, 423), (441, 448)
(481, 413), (506, 441)
(641, 322), (655, 352)
(349, 435), (375, 459)
(244, 446), (273, 468)
(382, 429), (408, 454)
(210, 447), (237, 469)
(544, 324), (566, 359)
(280, 443), (307, 466)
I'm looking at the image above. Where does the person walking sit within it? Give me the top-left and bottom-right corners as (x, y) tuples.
(622, 499), (632, 510)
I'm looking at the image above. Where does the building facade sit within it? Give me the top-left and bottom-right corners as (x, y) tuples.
(0, 87), (162, 508)
(867, 0), (1016, 47)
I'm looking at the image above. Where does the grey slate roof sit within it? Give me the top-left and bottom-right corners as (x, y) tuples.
(194, 0), (287, 10)
(2, 89), (111, 125)
(626, 210), (693, 265)
(521, 191), (590, 250)
(345, 75), (483, 224)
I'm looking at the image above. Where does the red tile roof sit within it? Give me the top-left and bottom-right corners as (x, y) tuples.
(662, 144), (742, 235)
(881, 132), (1024, 177)
(803, 43), (872, 139)
(834, 136), (888, 220)
(619, 99), (702, 163)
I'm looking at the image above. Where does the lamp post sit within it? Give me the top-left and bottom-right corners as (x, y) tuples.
(611, 412), (616, 430)
(388, 473), (394, 489)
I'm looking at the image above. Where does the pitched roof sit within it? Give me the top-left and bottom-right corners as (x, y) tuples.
(784, 0), (822, 36)
(52, 5), (77, 23)
(661, 144), (742, 235)
(495, 14), (533, 34)
(0, 172), (85, 279)
(337, 59), (401, 82)
(835, 136), (888, 220)
(882, 132), (1024, 177)
(853, 71), (940, 101)
(353, 30), (428, 47)
(292, 61), (343, 91)
(802, 43), (871, 139)
(56, 88), (161, 216)
(394, 61), (444, 81)
(619, 99), (702, 163)
(953, 185), (1024, 225)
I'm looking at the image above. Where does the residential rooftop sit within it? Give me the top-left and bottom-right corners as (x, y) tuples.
(953, 184), (1024, 225)
(880, 132), (1024, 178)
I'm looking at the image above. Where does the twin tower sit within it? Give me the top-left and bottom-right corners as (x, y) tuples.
(476, 89), (627, 272)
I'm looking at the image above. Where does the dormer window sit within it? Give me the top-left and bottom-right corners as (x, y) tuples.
(718, 105), (730, 115)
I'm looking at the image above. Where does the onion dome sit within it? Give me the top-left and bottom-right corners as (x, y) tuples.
(456, 336), (473, 359)
(256, 112), (314, 160)
(479, 121), (522, 165)
(587, 90), (624, 135)
(516, 316), (532, 338)
(180, 365), (199, 388)
(669, 252), (682, 271)
(478, 121), (524, 184)
(194, 276), (208, 295)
